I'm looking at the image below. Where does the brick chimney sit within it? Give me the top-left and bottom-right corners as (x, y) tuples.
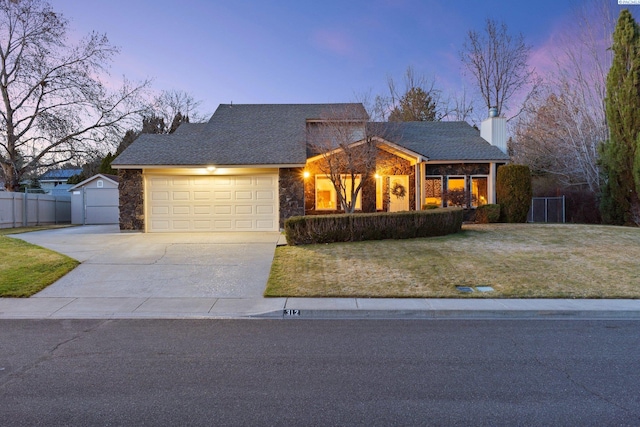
(480, 107), (507, 154)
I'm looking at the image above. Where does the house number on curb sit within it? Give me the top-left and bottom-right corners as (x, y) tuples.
(284, 309), (301, 316)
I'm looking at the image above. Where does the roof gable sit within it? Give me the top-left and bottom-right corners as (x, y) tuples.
(113, 103), (367, 167)
(372, 121), (510, 162)
(68, 173), (119, 190)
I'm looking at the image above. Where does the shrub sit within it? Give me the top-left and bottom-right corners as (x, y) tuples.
(422, 204), (440, 210)
(285, 208), (463, 245)
(496, 165), (532, 223)
(475, 204), (500, 223)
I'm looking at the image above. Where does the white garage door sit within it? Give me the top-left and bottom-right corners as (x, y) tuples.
(146, 174), (279, 232)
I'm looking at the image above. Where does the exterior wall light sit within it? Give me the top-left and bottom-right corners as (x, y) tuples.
(303, 171), (310, 179)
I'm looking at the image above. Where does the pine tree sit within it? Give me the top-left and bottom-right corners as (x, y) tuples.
(141, 115), (166, 134)
(99, 153), (117, 175)
(600, 9), (640, 225)
(169, 112), (189, 134)
(388, 87), (437, 122)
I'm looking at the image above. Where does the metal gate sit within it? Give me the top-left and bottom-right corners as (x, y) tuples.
(527, 196), (565, 223)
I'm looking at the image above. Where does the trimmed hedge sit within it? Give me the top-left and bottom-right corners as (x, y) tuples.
(496, 164), (532, 223)
(475, 204), (501, 223)
(284, 208), (463, 245)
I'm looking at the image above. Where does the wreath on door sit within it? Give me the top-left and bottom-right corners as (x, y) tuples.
(391, 180), (407, 199)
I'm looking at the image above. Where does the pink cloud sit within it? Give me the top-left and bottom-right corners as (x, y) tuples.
(311, 29), (356, 58)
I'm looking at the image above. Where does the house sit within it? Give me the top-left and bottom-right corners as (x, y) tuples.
(39, 168), (83, 196)
(111, 103), (509, 232)
(69, 174), (120, 225)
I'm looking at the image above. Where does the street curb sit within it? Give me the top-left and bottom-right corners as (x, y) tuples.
(254, 309), (640, 320)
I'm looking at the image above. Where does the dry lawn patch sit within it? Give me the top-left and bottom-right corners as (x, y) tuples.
(265, 224), (640, 298)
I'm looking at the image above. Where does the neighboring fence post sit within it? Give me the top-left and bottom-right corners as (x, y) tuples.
(23, 188), (27, 227)
(83, 187), (87, 225)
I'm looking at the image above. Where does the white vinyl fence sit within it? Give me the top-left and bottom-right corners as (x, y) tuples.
(0, 191), (71, 229)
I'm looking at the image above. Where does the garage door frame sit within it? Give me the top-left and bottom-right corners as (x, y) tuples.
(144, 169), (280, 232)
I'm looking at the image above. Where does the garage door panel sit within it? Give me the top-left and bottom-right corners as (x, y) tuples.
(235, 177), (252, 185)
(235, 191), (253, 200)
(171, 177), (190, 186)
(256, 190), (274, 200)
(256, 205), (274, 214)
(193, 220), (212, 229)
(234, 205), (253, 214)
(146, 174), (278, 232)
(214, 191), (232, 200)
(256, 219), (275, 229)
(194, 206), (212, 215)
(151, 206), (170, 215)
(172, 206), (190, 215)
(172, 220), (191, 230)
(151, 191), (170, 201)
(193, 191), (211, 200)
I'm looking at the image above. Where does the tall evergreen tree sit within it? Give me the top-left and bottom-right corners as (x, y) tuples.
(600, 9), (640, 225)
(388, 87), (437, 122)
(169, 112), (189, 134)
(141, 115), (167, 134)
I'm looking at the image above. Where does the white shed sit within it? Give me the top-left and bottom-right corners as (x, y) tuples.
(69, 174), (119, 225)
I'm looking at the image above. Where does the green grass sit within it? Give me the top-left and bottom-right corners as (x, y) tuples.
(0, 226), (79, 297)
(265, 223), (640, 298)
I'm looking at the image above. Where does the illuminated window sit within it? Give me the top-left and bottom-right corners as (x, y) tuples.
(315, 175), (362, 211)
(315, 176), (336, 210)
(425, 177), (442, 207)
(447, 176), (466, 207)
(471, 176), (488, 207)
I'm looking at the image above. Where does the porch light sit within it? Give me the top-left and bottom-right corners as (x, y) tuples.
(374, 173), (381, 179)
(303, 171), (310, 179)
(206, 166), (216, 172)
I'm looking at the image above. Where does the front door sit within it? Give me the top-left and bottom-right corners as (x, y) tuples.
(388, 175), (410, 212)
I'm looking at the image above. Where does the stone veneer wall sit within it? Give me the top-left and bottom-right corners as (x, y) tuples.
(118, 169), (144, 231)
(279, 168), (305, 228)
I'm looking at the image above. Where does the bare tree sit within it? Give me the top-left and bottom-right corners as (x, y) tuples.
(0, 0), (150, 191)
(448, 86), (476, 123)
(152, 89), (207, 128)
(307, 105), (378, 213)
(377, 66), (449, 122)
(511, 1), (618, 194)
(461, 19), (538, 118)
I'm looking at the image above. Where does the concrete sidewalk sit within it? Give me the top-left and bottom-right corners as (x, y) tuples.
(1, 296), (640, 319)
(3, 225), (640, 320)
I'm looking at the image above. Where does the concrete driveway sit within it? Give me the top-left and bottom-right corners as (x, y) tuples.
(15, 226), (282, 299)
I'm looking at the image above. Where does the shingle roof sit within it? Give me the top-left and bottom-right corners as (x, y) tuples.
(112, 104), (508, 167)
(113, 103), (367, 167)
(40, 168), (83, 180)
(373, 121), (510, 161)
(171, 122), (206, 136)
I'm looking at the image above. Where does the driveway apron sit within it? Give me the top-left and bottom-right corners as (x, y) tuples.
(15, 226), (281, 298)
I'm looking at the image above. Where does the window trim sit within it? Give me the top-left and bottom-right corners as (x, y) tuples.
(315, 174), (362, 211)
(446, 175), (467, 208)
(425, 175), (443, 207)
(470, 175), (489, 208)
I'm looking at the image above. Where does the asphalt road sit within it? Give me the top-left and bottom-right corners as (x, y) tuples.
(1, 319), (639, 426)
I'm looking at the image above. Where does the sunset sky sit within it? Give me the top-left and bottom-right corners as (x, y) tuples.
(53, 0), (634, 119)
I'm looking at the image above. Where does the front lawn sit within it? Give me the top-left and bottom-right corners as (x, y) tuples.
(0, 227), (79, 297)
(265, 224), (640, 298)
